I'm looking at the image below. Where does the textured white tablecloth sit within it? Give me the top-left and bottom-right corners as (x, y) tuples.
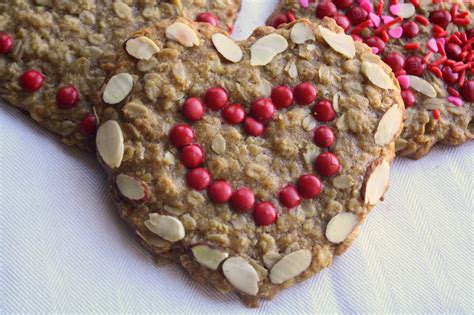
(1, 1), (473, 313)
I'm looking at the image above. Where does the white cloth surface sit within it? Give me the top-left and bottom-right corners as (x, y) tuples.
(1, 1), (473, 313)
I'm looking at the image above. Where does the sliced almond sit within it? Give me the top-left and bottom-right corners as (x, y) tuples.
(361, 62), (395, 90)
(165, 22), (199, 47)
(269, 249), (312, 284)
(407, 75), (436, 97)
(325, 212), (359, 243)
(290, 22), (315, 44)
(250, 34), (288, 66)
(362, 158), (390, 205)
(374, 104), (403, 146)
(102, 73), (134, 104)
(116, 174), (148, 201)
(211, 33), (243, 63)
(397, 3), (416, 19)
(96, 120), (124, 168)
(318, 26), (355, 59)
(191, 244), (229, 270)
(124, 36), (160, 60)
(222, 257), (259, 296)
(145, 214), (185, 242)
(211, 134), (226, 154)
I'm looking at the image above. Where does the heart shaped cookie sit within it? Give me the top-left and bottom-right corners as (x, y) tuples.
(0, 0), (240, 150)
(94, 17), (403, 306)
(269, 0), (473, 159)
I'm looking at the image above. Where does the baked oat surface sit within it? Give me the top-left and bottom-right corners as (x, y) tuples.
(269, 0), (473, 159)
(0, 0), (240, 150)
(94, 17), (404, 306)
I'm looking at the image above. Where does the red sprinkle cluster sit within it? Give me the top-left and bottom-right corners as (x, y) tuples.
(171, 84), (341, 226)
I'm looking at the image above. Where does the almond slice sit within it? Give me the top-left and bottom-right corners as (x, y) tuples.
(397, 3), (416, 19)
(374, 104), (403, 146)
(269, 249), (312, 284)
(222, 257), (259, 296)
(361, 62), (395, 90)
(116, 174), (148, 201)
(407, 75), (436, 97)
(165, 22), (199, 47)
(191, 244), (229, 270)
(362, 158), (390, 205)
(250, 34), (288, 66)
(96, 120), (124, 168)
(318, 26), (355, 59)
(290, 22), (315, 44)
(102, 73), (134, 104)
(211, 33), (243, 63)
(325, 212), (359, 243)
(144, 214), (185, 242)
(124, 36), (160, 60)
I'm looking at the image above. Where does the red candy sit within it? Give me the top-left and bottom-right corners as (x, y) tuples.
(293, 82), (317, 105)
(169, 124), (195, 148)
(442, 67), (459, 85)
(346, 7), (368, 26)
(196, 12), (219, 27)
(253, 202), (277, 226)
(315, 152), (340, 177)
(333, 0), (353, 9)
(278, 184), (302, 208)
(230, 187), (255, 212)
(0, 32), (13, 54)
(297, 174), (322, 199)
(461, 80), (473, 102)
(402, 21), (419, 38)
(207, 180), (233, 203)
(180, 144), (204, 168)
(271, 13), (289, 28)
(251, 98), (275, 123)
(204, 87), (228, 111)
(313, 126), (335, 148)
(445, 43), (462, 60)
(430, 10), (452, 28)
(186, 167), (211, 190)
(80, 115), (97, 136)
(19, 70), (44, 92)
(334, 14), (351, 31)
(383, 52), (405, 73)
(182, 97), (204, 121)
(244, 117), (265, 136)
(271, 86), (293, 109)
(365, 36), (385, 54)
(316, 2), (337, 19)
(222, 104), (246, 124)
(56, 85), (80, 109)
(401, 89), (416, 108)
(404, 56), (424, 76)
(312, 99), (336, 122)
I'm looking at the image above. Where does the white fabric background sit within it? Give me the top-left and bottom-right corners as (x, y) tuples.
(1, 1), (473, 313)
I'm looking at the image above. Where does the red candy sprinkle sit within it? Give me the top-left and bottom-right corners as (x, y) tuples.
(169, 124), (195, 148)
(334, 14), (351, 31)
(186, 168), (211, 190)
(19, 70), (44, 92)
(401, 89), (416, 108)
(180, 144), (204, 168)
(251, 98), (275, 123)
(365, 36), (385, 54)
(271, 13), (288, 28)
(404, 56), (425, 76)
(182, 97), (205, 121)
(271, 86), (294, 109)
(297, 174), (322, 199)
(383, 52), (405, 73)
(243, 117), (265, 136)
(196, 12), (219, 27)
(430, 10), (452, 28)
(333, 0), (353, 9)
(222, 103), (246, 124)
(316, 1), (337, 19)
(315, 152), (340, 177)
(56, 85), (80, 109)
(278, 184), (302, 208)
(80, 115), (97, 136)
(445, 43), (462, 60)
(0, 32), (13, 54)
(203, 87), (228, 111)
(207, 180), (233, 203)
(312, 99), (336, 122)
(346, 7), (368, 26)
(253, 202), (277, 226)
(433, 109), (441, 120)
(293, 82), (317, 105)
(442, 67), (459, 84)
(230, 187), (255, 213)
(402, 21), (419, 38)
(313, 126), (335, 148)
(461, 80), (474, 102)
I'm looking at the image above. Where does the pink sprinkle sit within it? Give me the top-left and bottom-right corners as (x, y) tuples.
(369, 13), (381, 27)
(388, 26), (403, 39)
(427, 38), (438, 52)
(299, 0), (309, 8)
(397, 75), (410, 89)
(389, 4), (401, 16)
(360, 0), (373, 13)
(372, 47), (379, 54)
(448, 96), (463, 107)
(382, 15), (394, 24)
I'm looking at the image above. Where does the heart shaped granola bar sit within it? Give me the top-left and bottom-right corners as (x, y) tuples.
(94, 17), (403, 306)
